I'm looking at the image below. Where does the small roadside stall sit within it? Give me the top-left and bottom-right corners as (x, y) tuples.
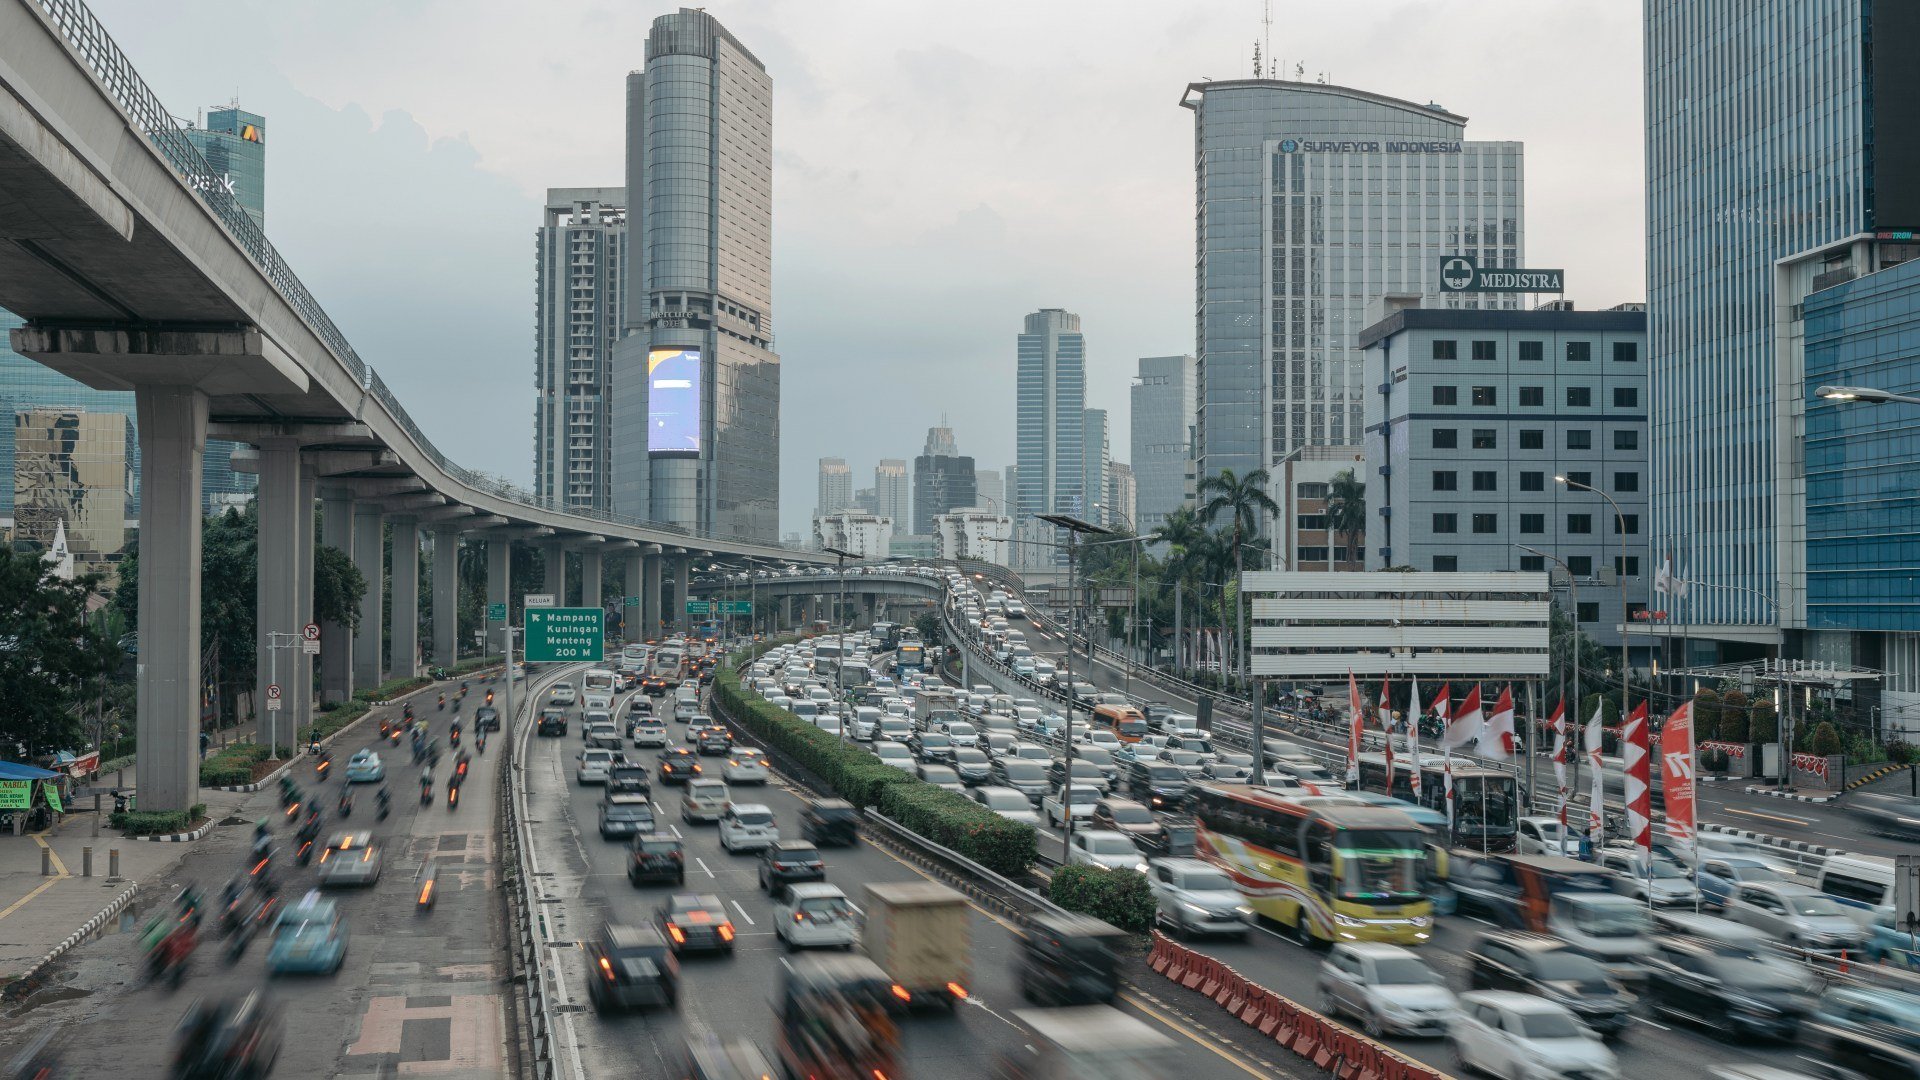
(0, 761), (66, 834)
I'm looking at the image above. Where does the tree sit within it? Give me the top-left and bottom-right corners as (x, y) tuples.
(0, 547), (122, 757)
(1809, 721), (1842, 757)
(1196, 466), (1279, 781)
(1693, 687), (1723, 742)
(1153, 505), (1206, 675)
(313, 545), (366, 633)
(1327, 467), (1367, 564)
(1747, 700), (1779, 744)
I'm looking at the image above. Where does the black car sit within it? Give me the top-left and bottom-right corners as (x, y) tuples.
(607, 763), (652, 797)
(599, 794), (657, 840)
(1018, 913), (1126, 1007)
(1645, 937), (1814, 1040)
(800, 799), (859, 847)
(537, 709), (568, 737)
(658, 748), (703, 785)
(694, 726), (734, 756)
(990, 758), (1051, 805)
(629, 834), (685, 885)
(1127, 761), (1191, 812)
(1466, 932), (1636, 1036)
(474, 706), (501, 733)
(758, 840), (826, 894)
(658, 893), (736, 955)
(585, 922), (678, 1012)
(908, 732), (955, 764)
(171, 992), (284, 1079)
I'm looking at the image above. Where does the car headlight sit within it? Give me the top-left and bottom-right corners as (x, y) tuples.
(1135, 863), (1150, 874)
(1333, 913), (1365, 927)
(1183, 902), (1210, 916)
(1235, 906), (1255, 917)
(1408, 915), (1432, 928)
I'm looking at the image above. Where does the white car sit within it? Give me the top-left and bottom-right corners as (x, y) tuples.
(1148, 858), (1252, 939)
(719, 802), (780, 853)
(575, 748), (616, 785)
(1449, 992), (1617, 1080)
(970, 785), (1043, 826)
(1068, 829), (1147, 873)
(681, 779), (730, 823)
(872, 742), (915, 770)
(723, 749), (771, 784)
(773, 883), (859, 950)
(1518, 815), (1580, 857)
(850, 707), (883, 741)
(1317, 943), (1458, 1039)
(632, 721), (669, 748)
(548, 683), (578, 706)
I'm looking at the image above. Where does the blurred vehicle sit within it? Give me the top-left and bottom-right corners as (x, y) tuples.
(681, 779), (729, 823)
(585, 721), (622, 751)
(722, 748), (769, 784)
(774, 883), (860, 950)
(1598, 846), (1700, 907)
(951, 747), (994, 785)
(658, 747), (703, 785)
(629, 834), (685, 886)
(585, 922), (678, 1012)
(1018, 913), (1125, 1006)
(916, 763), (966, 793)
(775, 955), (901, 1080)
(758, 840), (826, 894)
(316, 833), (382, 888)
(1449, 992), (1618, 1080)
(873, 741), (915, 771)
(1318, 942), (1458, 1038)
(992, 758), (1053, 806)
(631, 720), (668, 749)
(658, 893), (737, 955)
(1805, 987), (1920, 1079)
(1126, 761), (1192, 812)
(1044, 783), (1101, 829)
(1698, 855), (1787, 909)
(1847, 792), (1920, 841)
(536, 708), (568, 737)
(606, 761), (651, 797)
(864, 881), (970, 1008)
(1089, 797), (1165, 844)
(972, 785), (1043, 826)
(694, 726), (734, 756)
(996, 1006), (1181, 1079)
(599, 793), (657, 840)
(576, 748), (616, 785)
(1465, 931), (1635, 1037)
(909, 732), (956, 765)
(719, 802), (779, 853)
(1135, 820), (1197, 861)
(344, 749), (384, 783)
(473, 705), (500, 732)
(1147, 858), (1251, 938)
(1448, 851), (1616, 933)
(1645, 936), (1816, 1040)
(799, 798), (860, 847)
(171, 992), (283, 1079)
(548, 682), (578, 706)
(1724, 882), (1869, 953)
(1547, 892), (1657, 989)
(683, 1034), (777, 1079)
(1518, 815), (1580, 856)
(266, 897), (346, 975)
(1068, 830), (1147, 873)
(1816, 854), (1896, 929)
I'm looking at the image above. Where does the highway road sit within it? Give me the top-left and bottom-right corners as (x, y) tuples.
(520, 666), (1288, 1079)
(6, 684), (513, 1078)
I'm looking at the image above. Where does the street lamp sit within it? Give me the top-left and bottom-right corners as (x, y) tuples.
(1817, 385), (1920, 406)
(822, 545), (858, 744)
(1038, 513), (1109, 866)
(1519, 543), (1578, 812)
(1556, 475), (1633, 742)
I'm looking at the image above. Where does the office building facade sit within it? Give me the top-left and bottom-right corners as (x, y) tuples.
(1106, 462), (1136, 533)
(816, 457), (851, 520)
(1182, 79), (1524, 484)
(973, 467), (1004, 516)
(933, 508), (1011, 566)
(812, 511), (893, 560)
(1274, 446), (1367, 571)
(610, 8), (779, 540)
(534, 189), (627, 510)
(875, 459), (909, 525)
(1132, 354), (1196, 538)
(184, 105), (266, 230)
(1359, 305), (1649, 650)
(12, 407), (132, 565)
(912, 452), (975, 536)
(1015, 309), (1086, 535)
(1082, 407), (1109, 527)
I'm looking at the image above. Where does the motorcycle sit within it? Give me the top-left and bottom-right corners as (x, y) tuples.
(337, 789), (353, 818)
(449, 728), (461, 749)
(415, 862), (438, 912)
(436, 694), (445, 712)
(225, 895), (276, 964)
(314, 753), (332, 782)
(390, 727), (403, 747)
(476, 732), (487, 756)
(420, 777), (434, 806)
(143, 918), (195, 988)
(376, 787), (391, 821)
(446, 784), (459, 811)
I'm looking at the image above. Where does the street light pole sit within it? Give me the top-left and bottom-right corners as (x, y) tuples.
(1558, 476), (1632, 739)
(1039, 513), (1110, 866)
(1520, 544), (1577, 813)
(822, 546), (858, 745)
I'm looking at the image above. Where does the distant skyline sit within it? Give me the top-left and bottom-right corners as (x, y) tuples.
(87, 0), (1643, 536)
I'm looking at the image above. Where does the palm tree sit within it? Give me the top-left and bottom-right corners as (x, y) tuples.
(1197, 467), (1279, 689)
(1327, 468), (1367, 567)
(1153, 505), (1205, 675)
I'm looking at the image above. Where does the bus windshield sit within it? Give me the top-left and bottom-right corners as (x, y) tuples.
(583, 669), (616, 693)
(1451, 774), (1518, 832)
(1334, 829), (1426, 903)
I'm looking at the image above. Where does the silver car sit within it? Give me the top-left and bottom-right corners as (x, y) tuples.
(1317, 943), (1459, 1039)
(1725, 882), (1869, 953)
(1147, 858), (1251, 939)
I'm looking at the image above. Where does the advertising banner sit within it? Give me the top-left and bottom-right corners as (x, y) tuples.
(647, 346), (702, 455)
(1661, 703), (1696, 850)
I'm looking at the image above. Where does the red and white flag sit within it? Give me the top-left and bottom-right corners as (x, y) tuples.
(1443, 750), (1456, 835)
(1623, 701), (1653, 856)
(1379, 676), (1396, 795)
(1585, 702), (1606, 840)
(1482, 685), (1517, 763)
(1407, 674), (1423, 804)
(1430, 683), (1452, 730)
(1444, 685), (1484, 751)
(1661, 701), (1697, 853)
(1547, 701), (1569, 827)
(1346, 669), (1363, 786)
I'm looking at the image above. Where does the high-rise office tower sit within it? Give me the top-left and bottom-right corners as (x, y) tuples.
(816, 457), (852, 520)
(973, 468), (1004, 515)
(1082, 407), (1110, 526)
(534, 189), (627, 511)
(184, 105), (266, 230)
(913, 424), (975, 535)
(1181, 80), (1524, 480)
(875, 459), (909, 525)
(1015, 309), (1086, 529)
(610, 8), (779, 540)
(1106, 462), (1136, 534)
(1132, 354), (1196, 537)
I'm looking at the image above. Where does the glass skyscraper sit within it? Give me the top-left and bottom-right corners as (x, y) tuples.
(1131, 354), (1195, 538)
(1015, 308), (1086, 530)
(0, 310), (139, 521)
(183, 106), (266, 230)
(1181, 80), (1524, 482)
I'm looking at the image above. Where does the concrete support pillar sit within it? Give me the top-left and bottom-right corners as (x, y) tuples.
(861, 593), (876, 627)
(352, 505), (385, 686)
(432, 526), (461, 666)
(487, 537), (510, 656)
(255, 439), (301, 756)
(134, 387), (207, 813)
(318, 487), (355, 704)
(642, 555), (662, 639)
(673, 558), (691, 632)
(541, 540), (565, 600)
(622, 551), (643, 643)
(390, 517), (421, 678)
(295, 464), (316, 737)
(581, 548), (604, 614)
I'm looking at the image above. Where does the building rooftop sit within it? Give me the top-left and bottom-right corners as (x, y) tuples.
(1179, 78), (1468, 126)
(1357, 306), (1647, 350)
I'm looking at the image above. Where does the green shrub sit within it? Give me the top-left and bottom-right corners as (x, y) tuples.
(111, 803), (208, 836)
(1048, 864), (1156, 933)
(876, 780), (1037, 878)
(1699, 748), (1729, 774)
(1747, 701), (1778, 743)
(1887, 740), (1920, 765)
(198, 761), (251, 787)
(1809, 721), (1843, 757)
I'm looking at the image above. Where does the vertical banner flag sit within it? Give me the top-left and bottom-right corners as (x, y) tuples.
(1585, 703), (1606, 840)
(1380, 676), (1396, 795)
(1483, 685), (1517, 762)
(1346, 669), (1363, 786)
(1661, 701), (1697, 851)
(1408, 674), (1423, 804)
(1623, 701), (1653, 856)
(1443, 750), (1456, 835)
(1548, 701), (1569, 827)
(1445, 685), (1484, 751)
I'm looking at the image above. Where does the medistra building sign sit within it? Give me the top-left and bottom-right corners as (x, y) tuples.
(1438, 255), (1565, 294)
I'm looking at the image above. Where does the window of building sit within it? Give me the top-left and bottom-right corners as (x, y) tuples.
(1432, 428), (1458, 449)
(1472, 386), (1497, 406)
(1576, 602), (1600, 623)
(1614, 472), (1639, 492)
(1472, 340), (1497, 361)
(1614, 429), (1639, 450)
(1520, 429), (1544, 450)
(1614, 514), (1641, 534)
(1432, 471), (1458, 491)
(1567, 429), (1593, 450)
(1432, 385), (1458, 406)
(1520, 513), (1544, 534)
(1298, 514), (1329, 530)
(1472, 513), (1499, 534)
(1567, 386), (1592, 407)
(1568, 514), (1593, 534)
(1519, 386), (1544, 407)
(1296, 547), (1329, 563)
(1433, 555), (1459, 572)
(1567, 341), (1592, 362)
(1613, 341), (1638, 363)
(1432, 340), (1458, 360)
(1472, 429), (1497, 449)
(1519, 341), (1544, 362)
(1616, 557), (1641, 577)
(1432, 513), (1458, 534)
(1297, 482), (1329, 499)
(1519, 555), (1546, 572)
(1567, 556), (1593, 578)
(1626, 602), (1647, 620)
(1613, 386), (1638, 408)
(1566, 470), (1592, 487)
(1472, 471), (1498, 491)
(1520, 472), (1544, 491)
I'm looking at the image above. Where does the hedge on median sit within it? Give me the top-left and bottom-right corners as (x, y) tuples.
(1047, 863), (1157, 933)
(111, 803), (209, 836)
(713, 647), (1038, 879)
(353, 676), (433, 705)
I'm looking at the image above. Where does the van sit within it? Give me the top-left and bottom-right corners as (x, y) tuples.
(1092, 703), (1149, 743)
(1817, 854), (1895, 928)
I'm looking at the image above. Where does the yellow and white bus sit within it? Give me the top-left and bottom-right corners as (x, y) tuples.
(1192, 784), (1433, 945)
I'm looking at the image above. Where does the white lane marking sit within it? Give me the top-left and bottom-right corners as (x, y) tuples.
(1463, 915), (1497, 927)
(668, 824), (683, 839)
(695, 857), (715, 879)
(731, 899), (757, 925)
(1634, 1016), (1671, 1031)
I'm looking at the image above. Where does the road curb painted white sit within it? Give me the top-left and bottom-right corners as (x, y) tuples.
(1698, 821), (1846, 857)
(1742, 784), (1841, 805)
(138, 820), (213, 842)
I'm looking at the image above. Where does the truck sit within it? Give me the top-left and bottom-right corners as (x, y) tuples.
(861, 881), (971, 1008)
(911, 687), (958, 725)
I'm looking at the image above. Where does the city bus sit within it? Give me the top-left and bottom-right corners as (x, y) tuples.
(895, 641), (925, 672)
(618, 643), (650, 678)
(583, 668), (617, 696)
(642, 640), (687, 696)
(1192, 784), (1433, 945)
(1355, 754), (1519, 853)
(1091, 703), (1150, 744)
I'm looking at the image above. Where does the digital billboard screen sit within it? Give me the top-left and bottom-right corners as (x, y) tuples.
(647, 347), (701, 455)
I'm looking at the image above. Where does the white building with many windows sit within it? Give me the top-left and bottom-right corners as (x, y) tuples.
(933, 508), (1012, 567)
(812, 511), (893, 559)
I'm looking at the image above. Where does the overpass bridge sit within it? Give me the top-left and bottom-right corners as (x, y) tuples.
(689, 568), (948, 630)
(0, 0), (823, 808)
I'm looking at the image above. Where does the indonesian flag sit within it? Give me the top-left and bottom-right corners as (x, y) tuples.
(1430, 683), (1452, 730)
(1445, 685), (1484, 751)
(1346, 669), (1363, 786)
(1380, 676), (1395, 795)
(1482, 685), (1517, 762)
(1407, 674), (1423, 804)
(1661, 701), (1697, 852)
(1548, 700), (1569, 827)
(1623, 701), (1653, 856)
(1585, 703), (1606, 841)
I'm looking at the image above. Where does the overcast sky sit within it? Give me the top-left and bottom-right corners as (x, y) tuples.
(91, 0), (1643, 536)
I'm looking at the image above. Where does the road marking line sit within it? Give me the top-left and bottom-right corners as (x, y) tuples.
(1724, 806), (1815, 827)
(30, 833), (68, 878)
(668, 824), (683, 838)
(730, 900), (756, 925)
(1634, 1015), (1670, 1030)
(1118, 990), (1274, 1079)
(695, 857), (715, 879)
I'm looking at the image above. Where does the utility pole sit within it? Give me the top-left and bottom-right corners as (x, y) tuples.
(1040, 514), (1109, 865)
(263, 631), (298, 759)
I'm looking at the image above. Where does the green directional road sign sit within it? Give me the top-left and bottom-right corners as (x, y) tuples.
(685, 600), (712, 615)
(487, 602), (507, 621)
(523, 607), (604, 662)
(715, 600), (753, 615)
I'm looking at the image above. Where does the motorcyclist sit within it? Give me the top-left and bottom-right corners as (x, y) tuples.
(437, 693), (446, 712)
(251, 819), (272, 859)
(452, 751), (471, 788)
(375, 785), (392, 820)
(476, 730), (487, 755)
(337, 786), (354, 818)
(420, 767), (434, 805)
